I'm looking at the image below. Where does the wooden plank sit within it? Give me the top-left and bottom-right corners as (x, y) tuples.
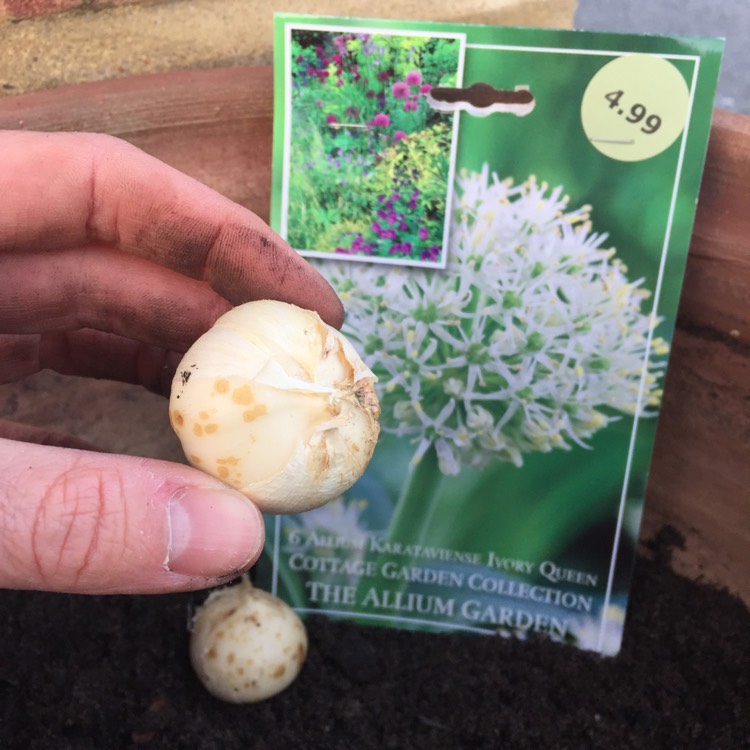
(0, 66), (275, 221)
(1, 69), (748, 601)
(643, 109), (750, 601)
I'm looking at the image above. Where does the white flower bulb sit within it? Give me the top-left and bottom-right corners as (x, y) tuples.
(190, 578), (307, 703)
(169, 300), (380, 514)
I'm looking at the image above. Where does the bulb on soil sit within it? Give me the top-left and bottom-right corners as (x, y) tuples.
(190, 577), (307, 703)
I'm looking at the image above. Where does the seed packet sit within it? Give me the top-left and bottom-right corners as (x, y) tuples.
(258, 13), (724, 655)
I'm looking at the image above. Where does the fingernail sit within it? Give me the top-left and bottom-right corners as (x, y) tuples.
(165, 488), (264, 578)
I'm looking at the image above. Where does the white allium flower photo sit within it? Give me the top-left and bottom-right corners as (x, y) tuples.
(318, 164), (669, 476)
(292, 497), (370, 541)
(570, 604), (627, 656)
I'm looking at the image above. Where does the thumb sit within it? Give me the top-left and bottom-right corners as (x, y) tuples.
(0, 438), (265, 594)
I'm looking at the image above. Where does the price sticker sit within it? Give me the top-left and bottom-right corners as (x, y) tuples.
(581, 54), (690, 162)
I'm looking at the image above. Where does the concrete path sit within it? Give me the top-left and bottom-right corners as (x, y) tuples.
(576, 0), (749, 113)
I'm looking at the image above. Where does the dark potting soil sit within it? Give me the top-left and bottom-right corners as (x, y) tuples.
(0, 528), (748, 750)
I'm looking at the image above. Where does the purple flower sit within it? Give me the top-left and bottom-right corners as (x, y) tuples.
(377, 70), (392, 82)
(420, 244), (440, 261)
(381, 229), (398, 240)
(372, 113), (390, 127)
(326, 114), (337, 124)
(365, 89), (376, 99)
(350, 233), (374, 255)
(419, 83), (432, 95)
(371, 221), (383, 235)
(403, 99), (418, 112)
(332, 54), (343, 64)
(405, 70), (422, 86)
(389, 242), (413, 256)
(393, 130), (407, 142)
(392, 81), (410, 99)
(418, 226), (429, 241)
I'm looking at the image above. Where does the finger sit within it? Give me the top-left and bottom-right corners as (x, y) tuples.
(0, 419), (101, 451)
(0, 330), (182, 395)
(0, 438), (265, 594)
(0, 247), (232, 351)
(0, 130), (344, 328)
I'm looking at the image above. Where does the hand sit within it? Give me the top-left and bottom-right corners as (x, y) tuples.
(0, 130), (343, 595)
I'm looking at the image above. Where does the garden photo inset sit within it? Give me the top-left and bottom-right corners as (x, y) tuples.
(280, 25), (465, 269)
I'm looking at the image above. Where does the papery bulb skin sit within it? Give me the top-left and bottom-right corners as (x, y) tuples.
(169, 300), (380, 513)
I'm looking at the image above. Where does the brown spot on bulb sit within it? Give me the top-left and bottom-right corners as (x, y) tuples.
(172, 410), (184, 428)
(271, 664), (287, 679)
(205, 423), (219, 434)
(232, 385), (253, 405)
(243, 405), (267, 421)
(293, 643), (306, 665)
(193, 423), (204, 437)
(215, 379), (230, 394)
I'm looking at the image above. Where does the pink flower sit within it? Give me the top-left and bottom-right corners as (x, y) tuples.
(391, 81), (410, 99)
(326, 114), (337, 124)
(393, 130), (407, 142)
(405, 70), (422, 86)
(419, 83), (432, 95)
(372, 113), (390, 127)
(403, 100), (418, 112)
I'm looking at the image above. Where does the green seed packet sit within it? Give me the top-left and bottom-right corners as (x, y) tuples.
(260, 13), (724, 655)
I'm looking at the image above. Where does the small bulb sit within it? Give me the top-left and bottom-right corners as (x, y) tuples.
(169, 299), (380, 514)
(190, 578), (307, 703)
